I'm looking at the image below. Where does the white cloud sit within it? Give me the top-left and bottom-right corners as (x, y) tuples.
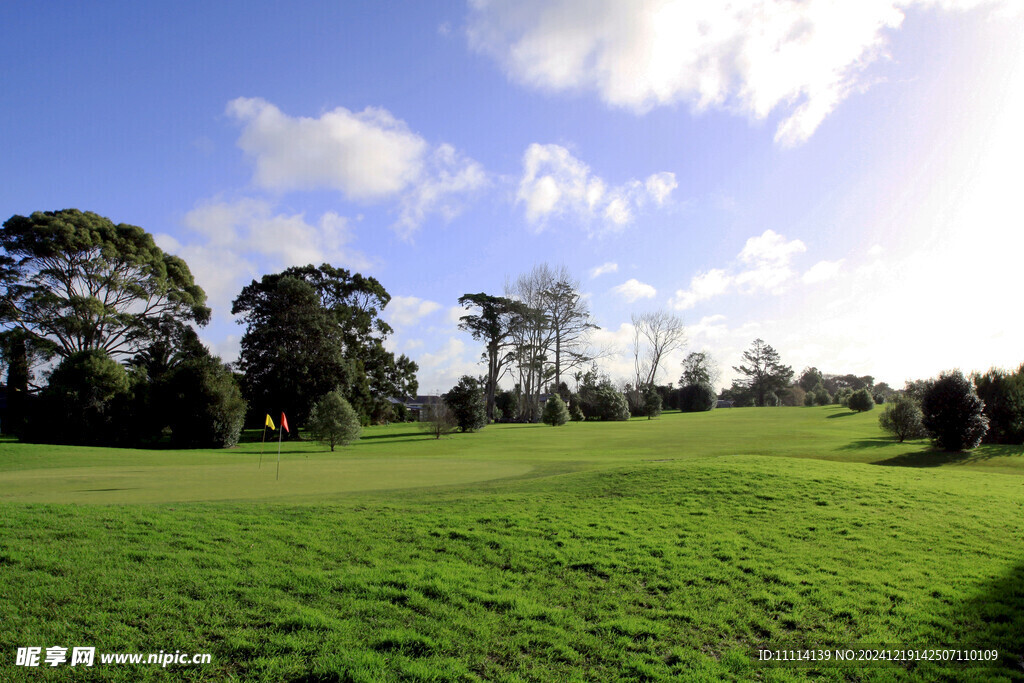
(517, 143), (675, 230)
(447, 305), (470, 326)
(227, 98), (486, 235)
(612, 278), (657, 302)
(467, 0), (1010, 145)
(589, 261), (619, 278)
(414, 337), (481, 394)
(174, 198), (370, 321)
(387, 296), (442, 327)
(802, 259), (844, 284)
(671, 230), (806, 309)
(670, 268), (733, 310)
(689, 314), (729, 341)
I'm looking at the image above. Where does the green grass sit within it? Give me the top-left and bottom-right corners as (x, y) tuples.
(1, 406), (1022, 680)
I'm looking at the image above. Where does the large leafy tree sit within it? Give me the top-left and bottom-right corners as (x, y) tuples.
(0, 210), (209, 358)
(232, 264), (417, 431)
(732, 338), (793, 407)
(458, 292), (529, 421)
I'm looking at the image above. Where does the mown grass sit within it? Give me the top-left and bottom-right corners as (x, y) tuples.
(1, 407), (1022, 680)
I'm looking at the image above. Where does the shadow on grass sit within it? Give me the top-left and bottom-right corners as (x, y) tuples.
(826, 411), (858, 419)
(945, 562), (1024, 677)
(839, 437), (900, 450)
(872, 443), (1023, 468)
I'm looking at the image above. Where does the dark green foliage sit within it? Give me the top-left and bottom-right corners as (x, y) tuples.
(494, 389), (519, 423)
(732, 339), (793, 406)
(655, 384), (678, 410)
(32, 350), (130, 445)
(457, 293), (530, 421)
(763, 391), (780, 407)
(973, 366), (1024, 444)
(444, 376), (487, 432)
(0, 209), (209, 358)
(679, 383), (716, 412)
(569, 401), (585, 422)
(680, 351), (718, 387)
(873, 393), (886, 405)
(643, 387), (662, 419)
(848, 388), (875, 413)
(232, 264), (417, 431)
(921, 370), (989, 451)
(591, 381), (631, 421)
(813, 389), (833, 406)
(308, 391), (362, 451)
(162, 356), (247, 448)
(542, 393), (570, 426)
(835, 387), (853, 406)
(878, 395), (926, 443)
(803, 392), (815, 407)
(797, 366), (824, 392)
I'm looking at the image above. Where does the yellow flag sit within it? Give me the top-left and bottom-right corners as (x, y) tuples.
(265, 414), (275, 430)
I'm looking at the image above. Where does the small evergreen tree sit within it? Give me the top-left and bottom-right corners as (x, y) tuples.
(308, 391), (361, 451)
(569, 402), (585, 422)
(847, 388), (875, 413)
(813, 389), (833, 406)
(973, 365), (1024, 444)
(679, 383), (716, 412)
(921, 370), (988, 451)
(803, 392), (815, 407)
(542, 394), (570, 426)
(878, 395), (926, 442)
(444, 375), (487, 432)
(643, 387), (663, 419)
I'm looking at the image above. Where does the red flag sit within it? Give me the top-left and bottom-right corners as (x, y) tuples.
(281, 412), (289, 433)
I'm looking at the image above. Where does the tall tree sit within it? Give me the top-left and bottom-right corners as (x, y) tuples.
(732, 338), (793, 407)
(1, 209), (209, 358)
(631, 311), (686, 404)
(538, 268), (599, 389)
(232, 264), (417, 432)
(505, 266), (554, 422)
(680, 350), (720, 388)
(458, 292), (529, 422)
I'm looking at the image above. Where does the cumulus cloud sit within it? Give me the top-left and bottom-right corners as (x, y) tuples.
(612, 278), (657, 302)
(467, 0), (1010, 145)
(670, 230), (806, 309)
(802, 259), (844, 284)
(171, 198), (370, 320)
(387, 296), (443, 327)
(517, 143), (675, 230)
(227, 97), (487, 234)
(589, 261), (619, 278)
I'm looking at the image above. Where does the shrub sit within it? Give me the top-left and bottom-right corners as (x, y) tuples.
(873, 393), (886, 405)
(542, 394), (570, 426)
(569, 402), (585, 422)
(803, 392), (815, 407)
(593, 382), (631, 421)
(921, 370), (989, 451)
(781, 385), (807, 407)
(835, 387), (853, 406)
(33, 350), (131, 445)
(308, 391), (361, 451)
(419, 402), (456, 439)
(847, 388), (875, 413)
(494, 389), (519, 423)
(443, 375), (487, 432)
(762, 391), (780, 407)
(814, 390), (833, 406)
(879, 395), (926, 442)
(643, 387), (663, 419)
(679, 383), (716, 412)
(163, 357), (247, 448)
(973, 365), (1024, 444)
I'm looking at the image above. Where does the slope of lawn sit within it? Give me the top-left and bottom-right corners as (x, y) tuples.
(0, 407), (1022, 681)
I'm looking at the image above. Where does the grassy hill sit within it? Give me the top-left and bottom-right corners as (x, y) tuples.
(1, 406), (1022, 680)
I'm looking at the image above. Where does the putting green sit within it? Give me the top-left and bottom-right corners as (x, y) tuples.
(0, 456), (533, 504)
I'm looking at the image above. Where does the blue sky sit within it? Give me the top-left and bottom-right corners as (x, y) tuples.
(3, 1), (1022, 393)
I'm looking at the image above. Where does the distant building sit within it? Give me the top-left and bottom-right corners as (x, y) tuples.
(402, 395), (443, 421)
(716, 400), (734, 408)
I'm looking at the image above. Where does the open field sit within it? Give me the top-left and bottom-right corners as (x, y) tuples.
(1, 406), (1022, 680)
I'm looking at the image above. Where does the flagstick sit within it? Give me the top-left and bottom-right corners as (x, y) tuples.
(259, 426), (266, 469)
(276, 423), (283, 481)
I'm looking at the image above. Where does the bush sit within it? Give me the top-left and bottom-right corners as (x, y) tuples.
(443, 375), (487, 432)
(973, 365), (1024, 444)
(542, 394), (570, 426)
(813, 390), (833, 406)
(308, 391), (361, 451)
(762, 391), (780, 407)
(781, 385), (807, 407)
(163, 357), (247, 448)
(593, 382), (631, 421)
(419, 402), (456, 439)
(835, 387), (853, 406)
(847, 388), (875, 413)
(569, 402), (585, 422)
(643, 388), (663, 419)
(921, 370), (989, 451)
(803, 392), (815, 407)
(879, 395), (926, 442)
(494, 389), (519, 423)
(873, 393), (886, 405)
(679, 383), (716, 412)
(33, 350), (131, 445)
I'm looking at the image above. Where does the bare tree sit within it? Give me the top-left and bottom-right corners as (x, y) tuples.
(458, 293), (528, 421)
(631, 311), (686, 403)
(539, 266), (599, 389)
